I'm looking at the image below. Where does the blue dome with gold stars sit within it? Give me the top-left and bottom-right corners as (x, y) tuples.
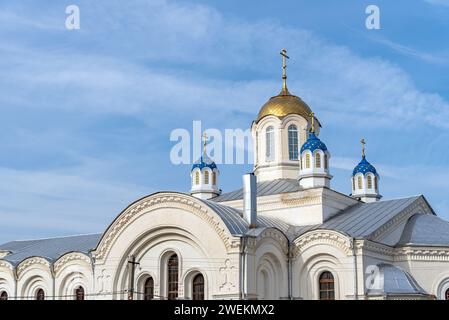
(352, 156), (378, 176)
(191, 154), (217, 172)
(300, 132), (328, 153)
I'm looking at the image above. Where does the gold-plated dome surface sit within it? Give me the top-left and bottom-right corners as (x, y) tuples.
(256, 87), (312, 122)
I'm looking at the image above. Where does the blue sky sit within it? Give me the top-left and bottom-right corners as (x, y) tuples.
(0, 0), (448, 243)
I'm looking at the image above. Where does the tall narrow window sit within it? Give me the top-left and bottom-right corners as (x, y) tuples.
(300, 156), (303, 170)
(204, 170), (209, 184)
(195, 171), (200, 185)
(192, 274), (205, 300)
(367, 175), (373, 189)
(0, 291), (7, 300)
(445, 288), (449, 300)
(288, 125), (298, 160)
(265, 126), (275, 161)
(167, 254), (179, 300)
(212, 172), (216, 185)
(374, 176), (378, 191)
(75, 286), (84, 300)
(324, 154), (328, 169)
(305, 153), (311, 169)
(315, 152), (321, 168)
(144, 277), (154, 300)
(352, 177), (355, 191)
(357, 176), (363, 189)
(319, 272), (335, 300)
(36, 289), (45, 300)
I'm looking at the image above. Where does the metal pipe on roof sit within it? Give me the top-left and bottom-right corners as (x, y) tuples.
(243, 173), (257, 229)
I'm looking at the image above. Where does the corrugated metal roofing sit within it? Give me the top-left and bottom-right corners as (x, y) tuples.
(212, 179), (300, 202)
(0, 233), (101, 266)
(398, 213), (449, 246)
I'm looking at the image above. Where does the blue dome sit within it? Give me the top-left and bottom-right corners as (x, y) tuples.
(300, 132), (328, 153)
(191, 154), (217, 172)
(352, 156), (378, 176)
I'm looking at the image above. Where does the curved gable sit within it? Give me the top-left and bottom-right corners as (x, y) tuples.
(94, 192), (247, 261)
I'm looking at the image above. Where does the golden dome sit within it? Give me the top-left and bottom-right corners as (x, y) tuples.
(256, 87), (313, 123)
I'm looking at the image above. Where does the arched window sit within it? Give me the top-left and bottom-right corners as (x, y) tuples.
(357, 176), (363, 189)
(305, 153), (311, 169)
(315, 152), (321, 168)
(212, 172), (216, 185)
(204, 170), (209, 184)
(288, 125), (298, 160)
(352, 177), (355, 191)
(0, 291), (7, 300)
(324, 154), (328, 169)
(265, 126), (275, 161)
(195, 171), (200, 185)
(36, 289), (45, 300)
(144, 277), (154, 300)
(319, 272), (335, 300)
(300, 156), (303, 170)
(167, 254), (179, 300)
(367, 175), (373, 189)
(445, 288), (449, 300)
(374, 176), (378, 191)
(75, 286), (84, 300)
(192, 274), (205, 300)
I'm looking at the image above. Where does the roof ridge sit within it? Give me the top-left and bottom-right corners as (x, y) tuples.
(4, 232), (103, 243)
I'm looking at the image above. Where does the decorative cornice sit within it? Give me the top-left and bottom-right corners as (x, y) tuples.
(94, 193), (238, 261)
(53, 252), (92, 276)
(355, 240), (395, 257)
(16, 257), (51, 279)
(394, 246), (449, 262)
(292, 230), (353, 257)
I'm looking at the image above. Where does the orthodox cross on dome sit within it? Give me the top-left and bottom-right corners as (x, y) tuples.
(361, 138), (366, 158)
(280, 48), (289, 92)
(309, 112), (315, 133)
(203, 131), (208, 156)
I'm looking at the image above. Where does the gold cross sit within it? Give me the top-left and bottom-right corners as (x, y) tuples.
(361, 138), (366, 157)
(280, 49), (289, 91)
(203, 132), (208, 156)
(309, 112), (315, 133)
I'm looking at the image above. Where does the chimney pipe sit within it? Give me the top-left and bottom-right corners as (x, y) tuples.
(243, 173), (257, 228)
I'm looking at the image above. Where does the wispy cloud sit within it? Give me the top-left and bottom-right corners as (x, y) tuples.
(0, 0), (448, 241)
(424, 0), (449, 7)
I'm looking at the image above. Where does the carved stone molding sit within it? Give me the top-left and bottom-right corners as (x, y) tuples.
(0, 260), (13, 271)
(292, 230), (353, 257)
(394, 247), (449, 262)
(16, 257), (50, 279)
(53, 252), (92, 276)
(94, 193), (238, 261)
(255, 228), (289, 255)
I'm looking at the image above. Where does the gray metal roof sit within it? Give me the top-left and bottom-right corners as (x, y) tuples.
(366, 263), (428, 296)
(0, 233), (102, 266)
(200, 199), (249, 235)
(319, 196), (422, 240)
(398, 213), (449, 246)
(213, 179), (300, 202)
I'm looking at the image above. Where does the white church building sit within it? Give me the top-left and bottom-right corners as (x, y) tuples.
(1, 51), (449, 301)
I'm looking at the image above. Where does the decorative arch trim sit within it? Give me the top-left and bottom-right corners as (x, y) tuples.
(93, 192), (240, 261)
(292, 230), (353, 257)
